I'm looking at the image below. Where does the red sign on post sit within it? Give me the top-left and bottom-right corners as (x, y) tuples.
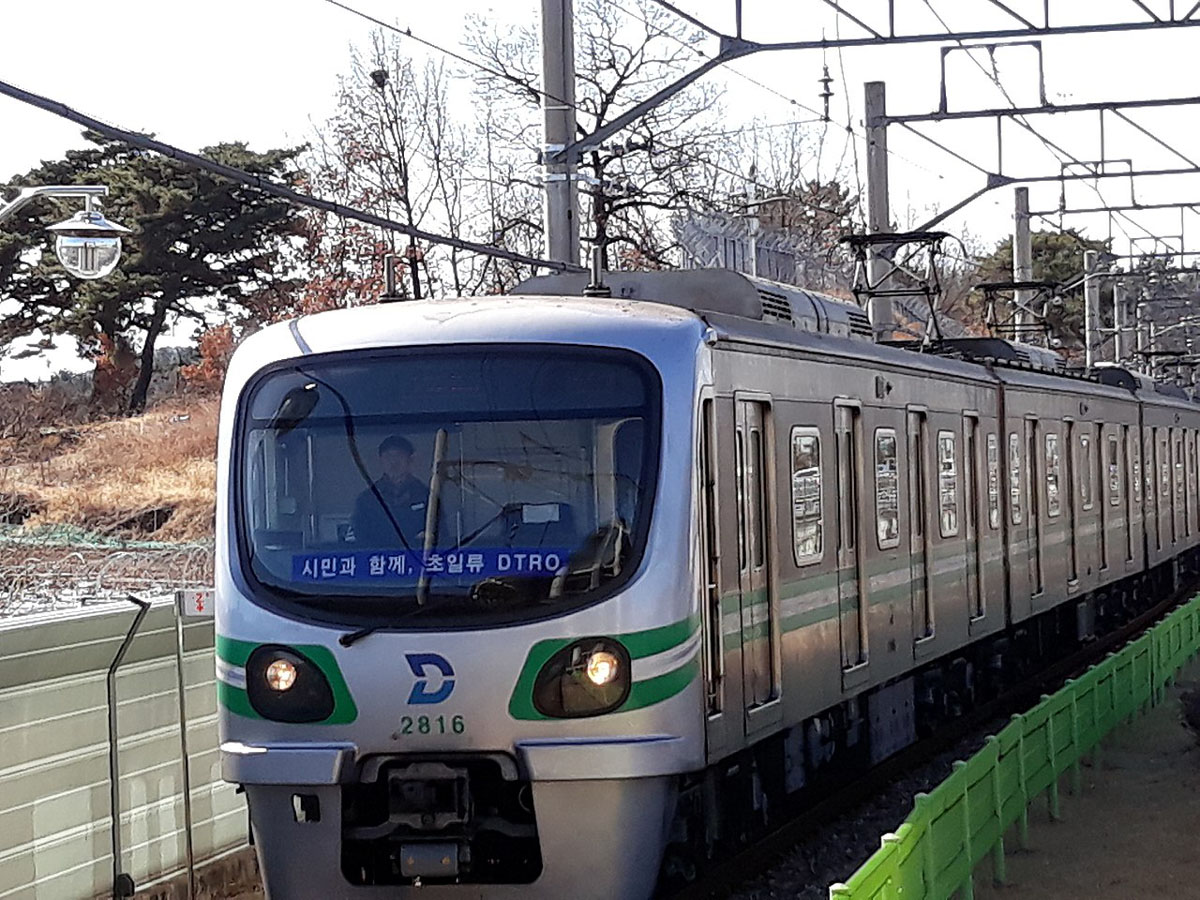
(176, 589), (214, 619)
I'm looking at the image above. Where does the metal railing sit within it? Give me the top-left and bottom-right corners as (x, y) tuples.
(830, 592), (1200, 900)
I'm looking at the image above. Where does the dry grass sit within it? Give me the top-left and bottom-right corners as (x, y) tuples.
(1, 397), (218, 541)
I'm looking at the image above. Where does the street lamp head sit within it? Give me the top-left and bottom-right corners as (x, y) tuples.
(45, 209), (131, 280)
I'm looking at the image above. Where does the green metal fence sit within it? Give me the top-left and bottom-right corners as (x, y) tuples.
(830, 593), (1200, 900)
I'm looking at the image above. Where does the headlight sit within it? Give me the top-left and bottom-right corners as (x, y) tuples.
(533, 637), (631, 718)
(585, 650), (620, 686)
(265, 658), (298, 691)
(246, 646), (335, 723)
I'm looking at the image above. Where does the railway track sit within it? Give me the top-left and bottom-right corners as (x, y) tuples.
(669, 584), (1193, 900)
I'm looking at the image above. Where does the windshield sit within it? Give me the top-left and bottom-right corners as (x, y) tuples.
(236, 345), (661, 626)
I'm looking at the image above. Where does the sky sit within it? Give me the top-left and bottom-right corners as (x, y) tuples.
(2, 0), (1199, 377)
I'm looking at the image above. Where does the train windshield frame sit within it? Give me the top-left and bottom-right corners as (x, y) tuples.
(233, 343), (662, 629)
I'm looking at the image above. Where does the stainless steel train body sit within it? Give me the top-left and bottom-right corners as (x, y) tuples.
(215, 269), (1200, 899)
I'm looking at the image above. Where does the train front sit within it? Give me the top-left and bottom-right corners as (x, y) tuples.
(214, 298), (706, 899)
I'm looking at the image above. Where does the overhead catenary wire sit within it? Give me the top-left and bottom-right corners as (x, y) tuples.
(317, 0), (581, 113)
(0, 77), (584, 274)
(832, 18), (867, 224)
(634, 0), (943, 182)
(918, 0), (1165, 252)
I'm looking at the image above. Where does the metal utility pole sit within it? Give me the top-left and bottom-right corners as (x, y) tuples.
(1149, 321), (1159, 379)
(1136, 295), (1150, 374)
(865, 81), (892, 339)
(1013, 187), (1033, 336)
(1112, 280), (1126, 365)
(1084, 250), (1101, 368)
(540, 0), (580, 267)
(747, 175), (760, 278)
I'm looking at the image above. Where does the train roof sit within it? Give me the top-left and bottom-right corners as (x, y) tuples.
(514, 269), (875, 342)
(234, 268), (1198, 410)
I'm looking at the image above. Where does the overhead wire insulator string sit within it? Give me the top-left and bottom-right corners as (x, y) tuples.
(0, 78), (584, 274)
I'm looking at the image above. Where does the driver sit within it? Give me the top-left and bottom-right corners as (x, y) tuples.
(350, 435), (431, 548)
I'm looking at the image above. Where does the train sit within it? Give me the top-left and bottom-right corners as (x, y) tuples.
(215, 268), (1200, 898)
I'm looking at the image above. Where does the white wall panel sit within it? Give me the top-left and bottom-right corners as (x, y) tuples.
(0, 600), (247, 899)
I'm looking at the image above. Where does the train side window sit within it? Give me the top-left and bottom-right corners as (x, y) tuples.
(986, 433), (1000, 529)
(790, 428), (823, 565)
(1175, 431), (1185, 505)
(1009, 432), (1022, 525)
(1107, 434), (1120, 506)
(1132, 432), (1142, 504)
(1161, 431), (1171, 498)
(1080, 432), (1094, 511)
(749, 428), (766, 569)
(1045, 432), (1062, 517)
(938, 430), (959, 537)
(875, 428), (900, 549)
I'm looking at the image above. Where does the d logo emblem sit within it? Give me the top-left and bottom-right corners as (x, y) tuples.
(405, 653), (455, 704)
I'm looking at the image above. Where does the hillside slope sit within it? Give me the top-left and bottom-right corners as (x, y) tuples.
(0, 397), (218, 542)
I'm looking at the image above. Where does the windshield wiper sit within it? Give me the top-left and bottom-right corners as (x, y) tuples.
(416, 427), (449, 606)
(338, 625), (378, 647)
(337, 592), (458, 646)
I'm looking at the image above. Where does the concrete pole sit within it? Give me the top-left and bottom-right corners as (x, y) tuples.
(865, 81), (892, 340)
(540, 0), (580, 266)
(1013, 187), (1033, 337)
(1084, 249), (1100, 369)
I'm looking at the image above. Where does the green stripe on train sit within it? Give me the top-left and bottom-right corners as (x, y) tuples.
(508, 617), (701, 721)
(216, 636), (359, 724)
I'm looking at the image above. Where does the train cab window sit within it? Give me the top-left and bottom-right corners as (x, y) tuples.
(1080, 433), (1094, 511)
(235, 346), (661, 627)
(1009, 432), (1022, 525)
(1107, 435), (1121, 506)
(875, 428), (900, 549)
(790, 428), (823, 565)
(986, 434), (1000, 529)
(938, 431), (959, 537)
(1045, 433), (1062, 517)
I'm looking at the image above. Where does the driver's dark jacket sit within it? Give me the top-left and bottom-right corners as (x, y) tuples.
(349, 475), (431, 548)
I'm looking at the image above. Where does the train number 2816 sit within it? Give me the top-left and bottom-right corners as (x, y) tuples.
(398, 714), (466, 735)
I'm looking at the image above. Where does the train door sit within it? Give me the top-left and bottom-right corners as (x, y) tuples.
(1102, 430), (1116, 573)
(907, 408), (934, 651)
(1156, 427), (1166, 549)
(963, 413), (983, 621)
(699, 399), (722, 721)
(1173, 429), (1185, 544)
(1189, 430), (1198, 539)
(835, 401), (868, 684)
(1123, 425), (1136, 565)
(1065, 420), (1078, 584)
(1148, 426), (1161, 554)
(1026, 418), (1043, 595)
(735, 399), (777, 717)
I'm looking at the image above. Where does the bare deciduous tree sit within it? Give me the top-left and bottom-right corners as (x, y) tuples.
(466, 0), (729, 267)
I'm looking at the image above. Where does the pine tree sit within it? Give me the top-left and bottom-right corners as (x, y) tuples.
(0, 132), (304, 412)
